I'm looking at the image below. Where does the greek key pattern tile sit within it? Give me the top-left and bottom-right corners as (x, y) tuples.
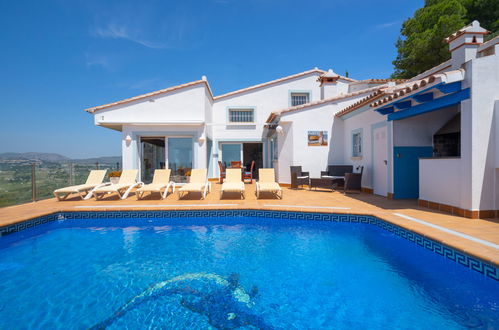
(1, 209), (497, 281)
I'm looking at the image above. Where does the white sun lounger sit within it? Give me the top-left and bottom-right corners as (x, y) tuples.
(256, 168), (282, 199)
(136, 169), (175, 200)
(89, 169), (140, 200)
(178, 169), (211, 199)
(221, 168), (245, 199)
(53, 170), (108, 201)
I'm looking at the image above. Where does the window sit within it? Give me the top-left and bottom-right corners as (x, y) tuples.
(290, 92), (310, 106)
(352, 130), (362, 157)
(228, 109), (254, 123)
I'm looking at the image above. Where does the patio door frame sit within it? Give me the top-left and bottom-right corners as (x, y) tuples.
(138, 133), (195, 183)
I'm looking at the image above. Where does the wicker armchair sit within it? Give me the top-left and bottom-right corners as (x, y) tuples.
(290, 166), (309, 189)
(344, 166), (364, 193)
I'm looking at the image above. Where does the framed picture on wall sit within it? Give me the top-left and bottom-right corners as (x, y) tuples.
(308, 131), (328, 146)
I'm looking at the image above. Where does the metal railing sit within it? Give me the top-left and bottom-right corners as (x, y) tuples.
(0, 161), (121, 207)
(228, 109), (254, 123)
(291, 94), (309, 106)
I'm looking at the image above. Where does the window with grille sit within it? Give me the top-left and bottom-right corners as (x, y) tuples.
(290, 92), (310, 106)
(352, 131), (362, 157)
(228, 109), (254, 123)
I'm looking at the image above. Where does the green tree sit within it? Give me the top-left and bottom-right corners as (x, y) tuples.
(391, 0), (499, 79)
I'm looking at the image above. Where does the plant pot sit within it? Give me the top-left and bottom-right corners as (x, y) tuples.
(110, 177), (120, 184)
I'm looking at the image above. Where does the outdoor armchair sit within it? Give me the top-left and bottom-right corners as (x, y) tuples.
(290, 166), (309, 189)
(218, 161), (226, 184)
(344, 166), (364, 194)
(242, 160), (255, 183)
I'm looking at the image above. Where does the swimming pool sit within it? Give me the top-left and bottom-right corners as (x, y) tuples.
(0, 210), (497, 329)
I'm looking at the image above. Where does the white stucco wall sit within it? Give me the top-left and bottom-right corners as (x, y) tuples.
(321, 80), (350, 99)
(212, 73), (322, 142)
(341, 107), (389, 190)
(277, 105), (335, 183)
(392, 105), (459, 147)
(274, 92), (375, 183)
(466, 51), (499, 211)
(210, 72), (324, 178)
(419, 158), (462, 206)
(94, 84), (208, 125)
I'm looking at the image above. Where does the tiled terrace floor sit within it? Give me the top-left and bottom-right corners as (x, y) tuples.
(1, 183), (498, 265)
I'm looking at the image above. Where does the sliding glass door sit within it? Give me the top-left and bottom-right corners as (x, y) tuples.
(221, 143), (242, 167)
(168, 138), (193, 183)
(141, 136), (193, 184)
(140, 137), (166, 184)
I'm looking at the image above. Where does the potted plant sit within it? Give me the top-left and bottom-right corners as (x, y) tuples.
(109, 171), (122, 184)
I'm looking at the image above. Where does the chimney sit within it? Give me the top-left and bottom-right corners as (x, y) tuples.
(445, 20), (489, 69)
(318, 69), (340, 100)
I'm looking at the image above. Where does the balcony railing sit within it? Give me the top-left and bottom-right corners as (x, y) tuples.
(0, 161), (120, 207)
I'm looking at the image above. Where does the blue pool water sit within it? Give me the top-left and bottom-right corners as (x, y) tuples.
(0, 215), (497, 329)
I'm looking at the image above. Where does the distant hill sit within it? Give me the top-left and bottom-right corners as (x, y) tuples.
(0, 152), (120, 164)
(72, 156), (121, 164)
(0, 152), (71, 162)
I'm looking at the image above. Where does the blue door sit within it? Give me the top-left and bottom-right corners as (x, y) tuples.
(393, 146), (433, 199)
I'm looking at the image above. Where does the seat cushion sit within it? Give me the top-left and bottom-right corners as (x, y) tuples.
(222, 182), (244, 192)
(258, 182), (281, 191)
(54, 184), (95, 193)
(137, 183), (168, 192)
(179, 183), (205, 192)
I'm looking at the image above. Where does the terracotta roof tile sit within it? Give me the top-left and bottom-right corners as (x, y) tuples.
(370, 69), (465, 108)
(349, 79), (407, 85)
(266, 85), (385, 123)
(335, 90), (386, 117)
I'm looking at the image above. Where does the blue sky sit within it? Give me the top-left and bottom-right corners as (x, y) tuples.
(0, 0), (422, 158)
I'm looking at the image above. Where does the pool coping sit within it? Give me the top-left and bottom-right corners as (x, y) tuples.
(0, 207), (497, 282)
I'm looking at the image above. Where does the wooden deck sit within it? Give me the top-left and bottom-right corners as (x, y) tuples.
(1, 182), (498, 266)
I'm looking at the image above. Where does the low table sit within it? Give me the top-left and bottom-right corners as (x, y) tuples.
(309, 176), (345, 191)
(309, 177), (335, 191)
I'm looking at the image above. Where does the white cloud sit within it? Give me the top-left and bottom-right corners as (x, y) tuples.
(94, 23), (168, 49)
(85, 53), (111, 69)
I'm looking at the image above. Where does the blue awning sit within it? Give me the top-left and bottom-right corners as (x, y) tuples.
(371, 70), (469, 121)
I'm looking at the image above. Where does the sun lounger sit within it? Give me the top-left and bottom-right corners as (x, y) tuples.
(53, 170), (108, 201)
(178, 169), (211, 199)
(256, 168), (282, 199)
(136, 169), (175, 200)
(221, 168), (245, 199)
(90, 169), (140, 200)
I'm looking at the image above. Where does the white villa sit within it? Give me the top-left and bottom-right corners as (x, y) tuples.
(86, 21), (499, 219)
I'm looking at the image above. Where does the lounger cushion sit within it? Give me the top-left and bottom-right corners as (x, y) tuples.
(179, 183), (206, 192)
(94, 184), (131, 193)
(54, 184), (97, 193)
(258, 182), (282, 192)
(137, 183), (169, 192)
(221, 182), (244, 192)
